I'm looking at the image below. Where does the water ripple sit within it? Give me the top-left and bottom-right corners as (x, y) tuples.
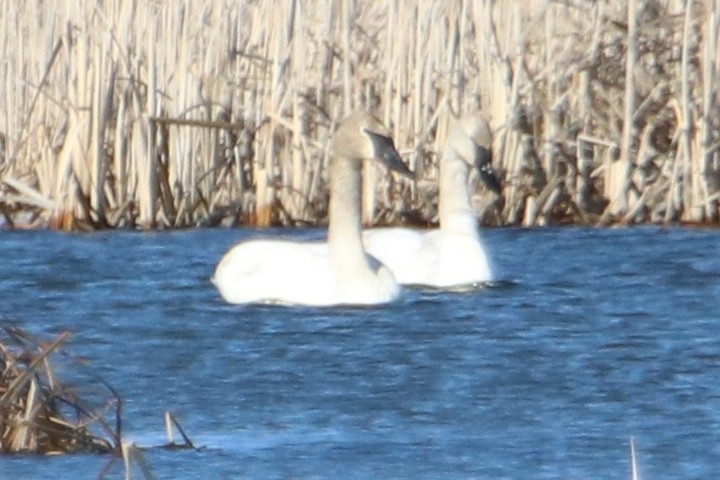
(1, 227), (719, 479)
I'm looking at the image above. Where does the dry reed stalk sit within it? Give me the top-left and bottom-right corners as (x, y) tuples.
(0, 327), (117, 454)
(120, 442), (157, 480)
(604, 0), (637, 221)
(97, 410), (197, 479)
(141, 21), (158, 228)
(630, 437), (639, 480)
(698, 0), (720, 222)
(695, 9), (715, 223)
(92, 36), (115, 227)
(163, 411), (194, 449)
(1, 0), (719, 229)
(2, 177), (54, 211)
(677, 1), (696, 223)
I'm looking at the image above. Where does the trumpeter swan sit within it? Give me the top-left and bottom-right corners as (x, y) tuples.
(363, 112), (501, 288)
(213, 111), (412, 306)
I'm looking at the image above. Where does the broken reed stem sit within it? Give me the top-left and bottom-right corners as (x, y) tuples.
(0, 327), (118, 454)
(97, 410), (197, 480)
(630, 437), (639, 480)
(679, 1), (696, 221)
(0, 331), (71, 409)
(603, 0), (637, 221)
(163, 411), (194, 449)
(121, 442), (158, 480)
(1, 0), (718, 229)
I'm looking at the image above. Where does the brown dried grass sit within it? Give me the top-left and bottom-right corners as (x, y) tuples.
(1, 0), (719, 229)
(0, 327), (118, 454)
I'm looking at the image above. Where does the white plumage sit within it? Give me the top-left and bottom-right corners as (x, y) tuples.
(213, 111), (411, 306)
(363, 112), (500, 288)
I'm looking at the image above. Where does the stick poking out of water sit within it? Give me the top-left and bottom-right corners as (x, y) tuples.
(630, 437), (639, 480)
(164, 411), (195, 449)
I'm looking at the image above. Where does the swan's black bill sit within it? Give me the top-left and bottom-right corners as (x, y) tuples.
(366, 130), (414, 178)
(475, 144), (502, 194)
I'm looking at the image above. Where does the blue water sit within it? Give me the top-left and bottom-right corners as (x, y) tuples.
(1, 227), (719, 479)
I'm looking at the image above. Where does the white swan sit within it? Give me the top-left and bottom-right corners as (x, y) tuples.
(213, 111), (412, 306)
(363, 112), (501, 288)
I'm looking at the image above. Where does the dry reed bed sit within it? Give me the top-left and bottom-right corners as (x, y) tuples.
(1, 0), (719, 229)
(0, 325), (192, 478)
(0, 327), (117, 454)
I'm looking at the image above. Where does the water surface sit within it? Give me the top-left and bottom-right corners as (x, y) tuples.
(1, 227), (719, 479)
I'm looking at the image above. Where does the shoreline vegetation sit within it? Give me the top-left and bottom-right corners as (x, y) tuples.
(1, 0), (719, 230)
(0, 324), (194, 477)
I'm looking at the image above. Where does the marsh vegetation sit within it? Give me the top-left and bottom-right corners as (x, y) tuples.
(1, 0), (719, 229)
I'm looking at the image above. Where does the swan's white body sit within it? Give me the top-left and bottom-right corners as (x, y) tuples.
(213, 240), (399, 306)
(213, 111), (410, 306)
(364, 113), (499, 288)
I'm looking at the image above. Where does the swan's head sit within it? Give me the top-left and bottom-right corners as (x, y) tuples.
(333, 111), (412, 177)
(448, 112), (502, 194)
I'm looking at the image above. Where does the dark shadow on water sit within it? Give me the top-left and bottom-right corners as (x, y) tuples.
(405, 278), (519, 295)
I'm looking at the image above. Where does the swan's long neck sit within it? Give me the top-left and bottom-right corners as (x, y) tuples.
(328, 155), (371, 271)
(439, 148), (479, 237)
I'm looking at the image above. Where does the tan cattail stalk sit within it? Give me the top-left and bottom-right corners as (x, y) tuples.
(698, 0), (720, 221)
(608, 0), (638, 218)
(3, 1), (720, 229)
